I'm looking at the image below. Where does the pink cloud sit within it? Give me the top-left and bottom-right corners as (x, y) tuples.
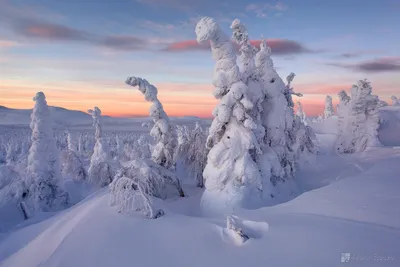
(164, 39), (312, 55)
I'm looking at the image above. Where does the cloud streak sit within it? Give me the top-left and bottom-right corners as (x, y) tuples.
(327, 57), (400, 73)
(163, 39), (313, 55)
(9, 18), (150, 51)
(246, 2), (288, 18)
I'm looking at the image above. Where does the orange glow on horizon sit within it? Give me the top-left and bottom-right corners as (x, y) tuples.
(2, 79), (393, 118)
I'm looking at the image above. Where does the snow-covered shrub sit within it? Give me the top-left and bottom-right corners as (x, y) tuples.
(110, 154), (186, 218)
(196, 17), (268, 212)
(0, 164), (26, 210)
(335, 80), (381, 153)
(324, 95), (334, 119)
(391, 96), (399, 106)
(87, 107), (114, 187)
(25, 92), (69, 212)
(109, 174), (164, 219)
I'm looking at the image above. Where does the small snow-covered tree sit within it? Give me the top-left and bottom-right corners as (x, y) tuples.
(61, 131), (86, 182)
(123, 77), (185, 205)
(195, 17), (266, 212)
(324, 95), (334, 119)
(391, 96), (399, 106)
(126, 77), (176, 170)
(335, 80), (381, 153)
(87, 107), (114, 187)
(296, 101), (308, 125)
(175, 122), (208, 188)
(337, 90), (351, 134)
(67, 131), (78, 153)
(26, 92), (69, 212)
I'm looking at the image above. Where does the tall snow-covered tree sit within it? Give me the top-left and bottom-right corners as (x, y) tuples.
(26, 92), (69, 212)
(324, 95), (334, 119)
(256, 37), (306, 181)
(87, 107), (114, 187)
(391, 96), (399, 106)
(195, 17), (266, 212)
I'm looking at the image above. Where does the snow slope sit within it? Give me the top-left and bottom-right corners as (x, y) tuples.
(1, 133), (399, 267)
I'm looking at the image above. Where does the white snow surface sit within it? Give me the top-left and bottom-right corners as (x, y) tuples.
(1, 120), (400, 266)
(1, 105), (400, 267)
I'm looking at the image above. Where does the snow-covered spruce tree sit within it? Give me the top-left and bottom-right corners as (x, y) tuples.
(296, 101), (308, 125)
(231, 19), (266, 153)
(26, 92), (69, 212)
(336, 80), (381, 153)
(391, 96), (399, 106)
(195, 17), (267, 212)
(335, 90), (352, 153)
(256, 37), (303, 181)
(324, 95), (334, 119)
(110, 79), (186, 218)
(61, 131), (86, 182)
(337, 90), (351, 134)
(87, 107), (114, 187)
(126, 77), (177, 169)
(352, 79), (381, 150)
(125, 76), (184, 197)
(175, 122), (208, 188)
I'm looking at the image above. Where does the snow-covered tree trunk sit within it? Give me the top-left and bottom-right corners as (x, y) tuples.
(26, 92), (69, 212)
(391, 96), (399, 106)
(87, 107), (114, 187)
(195, 17), (264, 213)
(324, 95), (334, 119)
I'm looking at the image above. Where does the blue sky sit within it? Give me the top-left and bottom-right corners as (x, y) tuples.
(0, 0), (399, 116)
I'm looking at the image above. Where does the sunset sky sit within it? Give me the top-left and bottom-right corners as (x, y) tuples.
(0, 0), (399, 117)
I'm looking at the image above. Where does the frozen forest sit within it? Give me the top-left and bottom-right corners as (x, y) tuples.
(0, 14), (400, 267)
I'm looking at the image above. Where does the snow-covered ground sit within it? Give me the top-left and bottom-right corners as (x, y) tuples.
(0, 108), (399, 267)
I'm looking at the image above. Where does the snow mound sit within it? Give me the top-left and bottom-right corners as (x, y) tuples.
(221, 215), (269, 245)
